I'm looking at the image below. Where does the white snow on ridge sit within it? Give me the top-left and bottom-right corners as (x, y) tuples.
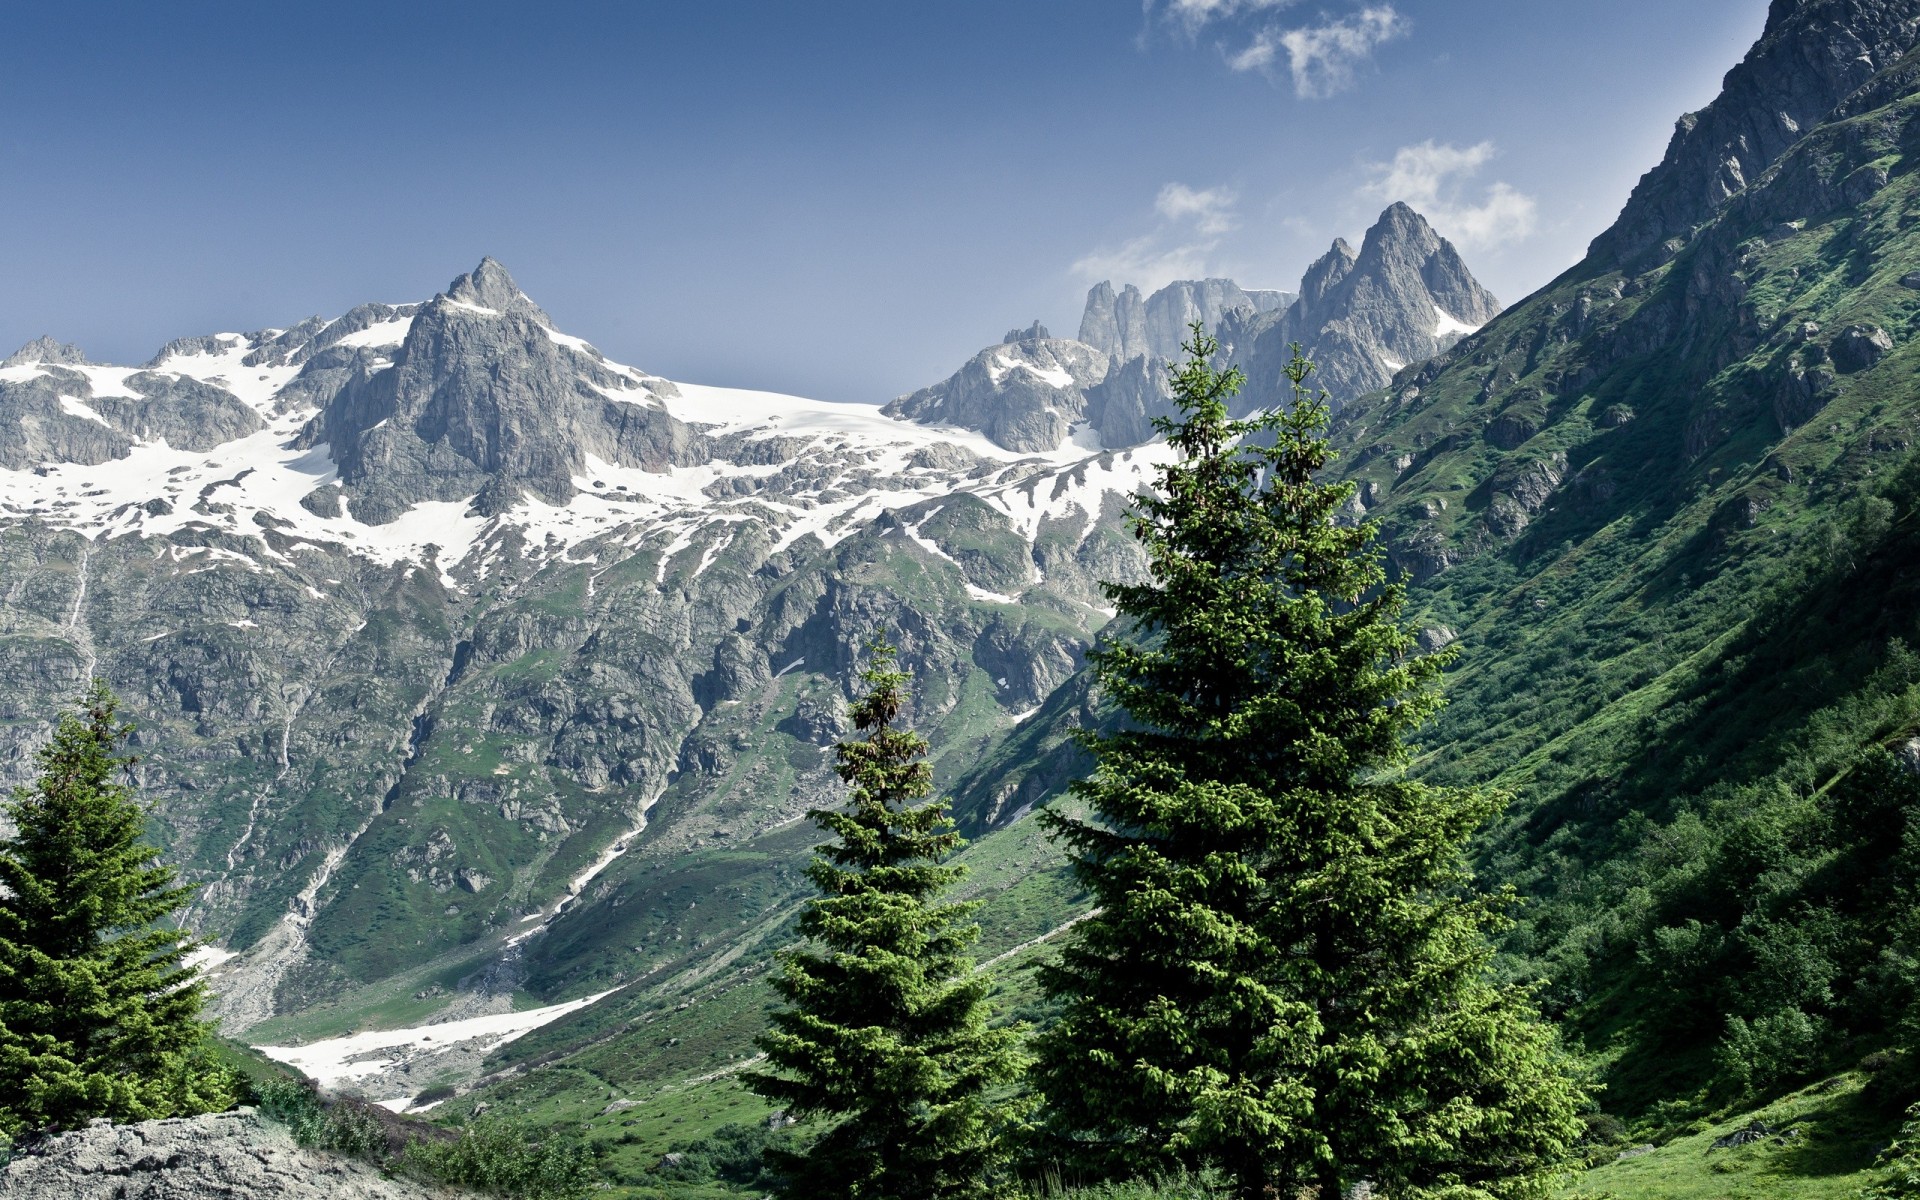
(330, 317), (415, 350)
(57, 395), (110, 426)
(988, 353), (1074, 390)
(253, 989), (616, 1088)
(0, 330), (1169, 593)
(149, 337), (303, 413)
(1433, 305), (1480, 339)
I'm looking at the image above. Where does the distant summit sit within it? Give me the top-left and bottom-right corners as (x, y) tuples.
(1225, 202), (1500, 409)
(1591, 0), (1920, 268)
(1, 335), (89, 368)
(884, 204), (1497, 451)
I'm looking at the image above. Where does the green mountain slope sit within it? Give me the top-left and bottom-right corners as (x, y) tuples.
(421, 10), (1920, 1185)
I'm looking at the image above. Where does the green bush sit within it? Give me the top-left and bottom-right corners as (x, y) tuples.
(1865, 1103), (1920, 1199)
(398, 1119), (596, 1200)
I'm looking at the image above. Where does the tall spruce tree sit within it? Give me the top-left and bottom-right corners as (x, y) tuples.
(1030, 331), (1585, 1200)
(0, 680), (233, 1135)
(746, 639), (1022, 1200)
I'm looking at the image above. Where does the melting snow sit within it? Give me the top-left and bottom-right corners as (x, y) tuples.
(253, 990), (616, 1088)
(988, 353), (1074, 390)
(331, 317), (415, 350)
(57, 395), (110, 426)
(1433, 305), (1480, 340)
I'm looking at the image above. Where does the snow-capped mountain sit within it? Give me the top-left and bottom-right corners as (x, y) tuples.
(878, 203), (1497, 455)
(0, 258), (1176, 1049)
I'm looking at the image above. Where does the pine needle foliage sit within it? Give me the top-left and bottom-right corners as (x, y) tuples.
(0, 680), (233, 1135)
(746, 639), (1024, 1200)
(1030, 329), (1585, 1200)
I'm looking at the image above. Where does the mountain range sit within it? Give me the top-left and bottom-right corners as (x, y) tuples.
(5, 0), (1920, 1192)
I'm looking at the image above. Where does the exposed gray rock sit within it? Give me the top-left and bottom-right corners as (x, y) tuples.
(882, 337), (1111, 452)
(1831, 323), (1894, 371)
(0, 366), (264, 470)
(1077, 277), (1292, 364)
(1590, 0), (1920, 267)
(294, 258), (702, 522)
(2, 336), (89, 367)
(0, 1111), (448, 1199)
(1229, 203), (1501, 411)
(1077, 281), (1147, 361)
(1002, 321), (1050, 343)
(1085, 353), (1175, 447)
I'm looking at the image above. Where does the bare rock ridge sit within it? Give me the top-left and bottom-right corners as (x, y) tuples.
(2, 335), (89, 367)
(1227, 201), (1501, 408)
(1077, 277), (1293, 363)
(294, 258), (698, 523)
(0, 1111), (445, 1200)
(1591, 0), (1920, 267)
(889, 204), (1497, 452)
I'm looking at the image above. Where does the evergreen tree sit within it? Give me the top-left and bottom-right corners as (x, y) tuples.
(1030, 330), (1585, 1200)
(0, 680), (233, 1135)
(746, 639), (1023, 1200)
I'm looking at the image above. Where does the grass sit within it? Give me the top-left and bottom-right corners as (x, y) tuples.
(1574, 1073), (1904, 1199)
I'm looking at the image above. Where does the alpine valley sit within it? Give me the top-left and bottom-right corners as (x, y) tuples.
(7, 1), (1920, 1195)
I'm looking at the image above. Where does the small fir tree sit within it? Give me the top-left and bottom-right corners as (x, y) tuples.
(746, 640), (1023, 1200)
(0, 680), (233, 1135)
(1030, 330), (1585, 1200)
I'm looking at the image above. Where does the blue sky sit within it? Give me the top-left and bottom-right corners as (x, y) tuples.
(2, 0), (1769, 400)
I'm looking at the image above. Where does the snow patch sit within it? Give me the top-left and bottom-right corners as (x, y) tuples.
(1433, 305), (1480, 339)
(330, 317), (414, 350)
(252, 990), (616, 1088)
(58, 395), (110, 426)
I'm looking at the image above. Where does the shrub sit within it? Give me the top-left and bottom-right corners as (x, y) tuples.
(398, 1118), (596, 1200)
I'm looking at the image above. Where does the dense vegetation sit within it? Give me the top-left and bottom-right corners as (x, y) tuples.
(1032, 335), (1582, 1198)
(745, 639), (1022, 1198)
(0, 681), (234, 1136)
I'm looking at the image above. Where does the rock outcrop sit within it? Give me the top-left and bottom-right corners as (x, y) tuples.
(1227, 203), (1501, 409)
(294, 259), (697, 522)
(1078, 277), (1292, 363)
(1590, 0), (1920, 267)
(0, 1111), (446, 1199)
(881, 335), (1112, 451)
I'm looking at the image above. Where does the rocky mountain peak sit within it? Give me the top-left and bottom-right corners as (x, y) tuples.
(1077, 277), (1293, 364)
(2, 335), (89, 367)
(1592, 0), (1920, 266)
(1227, 205), (1498, 409)
(444, 255), (545, 320)
(1004, 321), (1051, 343)
(295, 258), (696, 523)
(1297, 238), (1358, 311)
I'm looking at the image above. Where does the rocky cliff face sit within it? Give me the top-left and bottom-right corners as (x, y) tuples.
(881, 334), (1114, 451)
(293, 260), (696, 523)
(891, 215), (1483, 453)
(1590, 0), (1920, 268)
(1077, 277), (1292, 363)
(1226, 203), (1501, 410)
(0, 260), (1166, 1049)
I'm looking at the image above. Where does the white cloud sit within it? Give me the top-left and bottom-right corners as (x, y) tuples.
(1259, 6), (1408, 98)
(1160, 0), (1299, 35)
(1362, 139), (1538, 250)
(1072, 181), (1240, 289)
(1071, 235), (1218, 292)
(1154, 183), (1238, 236)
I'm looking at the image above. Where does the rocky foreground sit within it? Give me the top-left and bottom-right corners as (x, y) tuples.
(0, 1110), (449, 1199)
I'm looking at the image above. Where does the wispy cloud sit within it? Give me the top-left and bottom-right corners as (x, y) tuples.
(1160, 0), (1299, 35)
(1157, 1), (1407, 98)
(1072, 182), (1239, 289)
(1154, 182), (1238, 236)
(1362, 140), (1539, 250)
(1238, 6), (1409, 98)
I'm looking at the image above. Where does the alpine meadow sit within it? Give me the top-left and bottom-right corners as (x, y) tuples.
(2, 1), (1920, 1198)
